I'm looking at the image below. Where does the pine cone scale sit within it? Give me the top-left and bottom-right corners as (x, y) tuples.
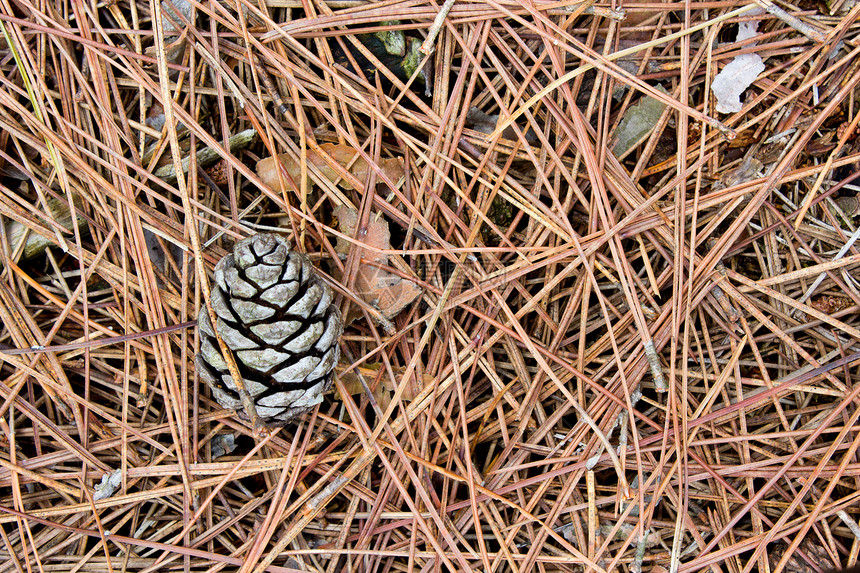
(259, 283), (299, 306)
(231, 299), (277, 322)
(218, 265), (256, 297)
(272, 355), (322, 384)
(249, 320), (301, 345)
(245, 264), (281, 288)
(216, 321), (256, 350)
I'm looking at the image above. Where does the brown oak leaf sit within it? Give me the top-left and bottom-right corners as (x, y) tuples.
(333, 205), (421, 323)
(256, 143), (404, 192)
(336, 363), (429, 412)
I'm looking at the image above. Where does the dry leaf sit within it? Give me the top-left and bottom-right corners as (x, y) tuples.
(612, 85), (668, 156)
(835, 195), (859, 217)
(768, 540), (833, 573)
(334, 205), (422, 322)
(339, 373), (393, 411)
(465, 107), (537, 143)
(210, 433), (237, 459)
(337, 363), (429, 412)
(727, 130), (759, 149)
(382, 367), (429, 401)
(142, 0), (193, 63)
(256, 143), (404, 192)
(712, 20), (765, 114)
(714, 155), (763, 190)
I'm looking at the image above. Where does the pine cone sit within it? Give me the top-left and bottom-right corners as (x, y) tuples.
(196, 234), (343, 426)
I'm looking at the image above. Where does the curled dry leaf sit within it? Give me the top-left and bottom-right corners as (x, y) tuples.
(210, 433), (237, 459)
(711, 19), (765, 114)
(256, 143), (405, 192)
(334, 205), (422, 323)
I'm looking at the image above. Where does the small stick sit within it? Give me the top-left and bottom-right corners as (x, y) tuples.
(252, 55), (289, 117)
(585, 6), (626, 20)
(136, 347), (149, 407)
(587, 469), (597, 561)
(644, 339), (667, 393)
(419, 0), (456, 55)
(630, 529), (651, 573)
(753, 0), (827, 43)
(562, 2), (626, 20)
(707, 240), (742, 327)
(153, 128), (258, 183)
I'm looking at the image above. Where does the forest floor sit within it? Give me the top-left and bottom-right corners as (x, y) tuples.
(0, 0), (859, 571)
